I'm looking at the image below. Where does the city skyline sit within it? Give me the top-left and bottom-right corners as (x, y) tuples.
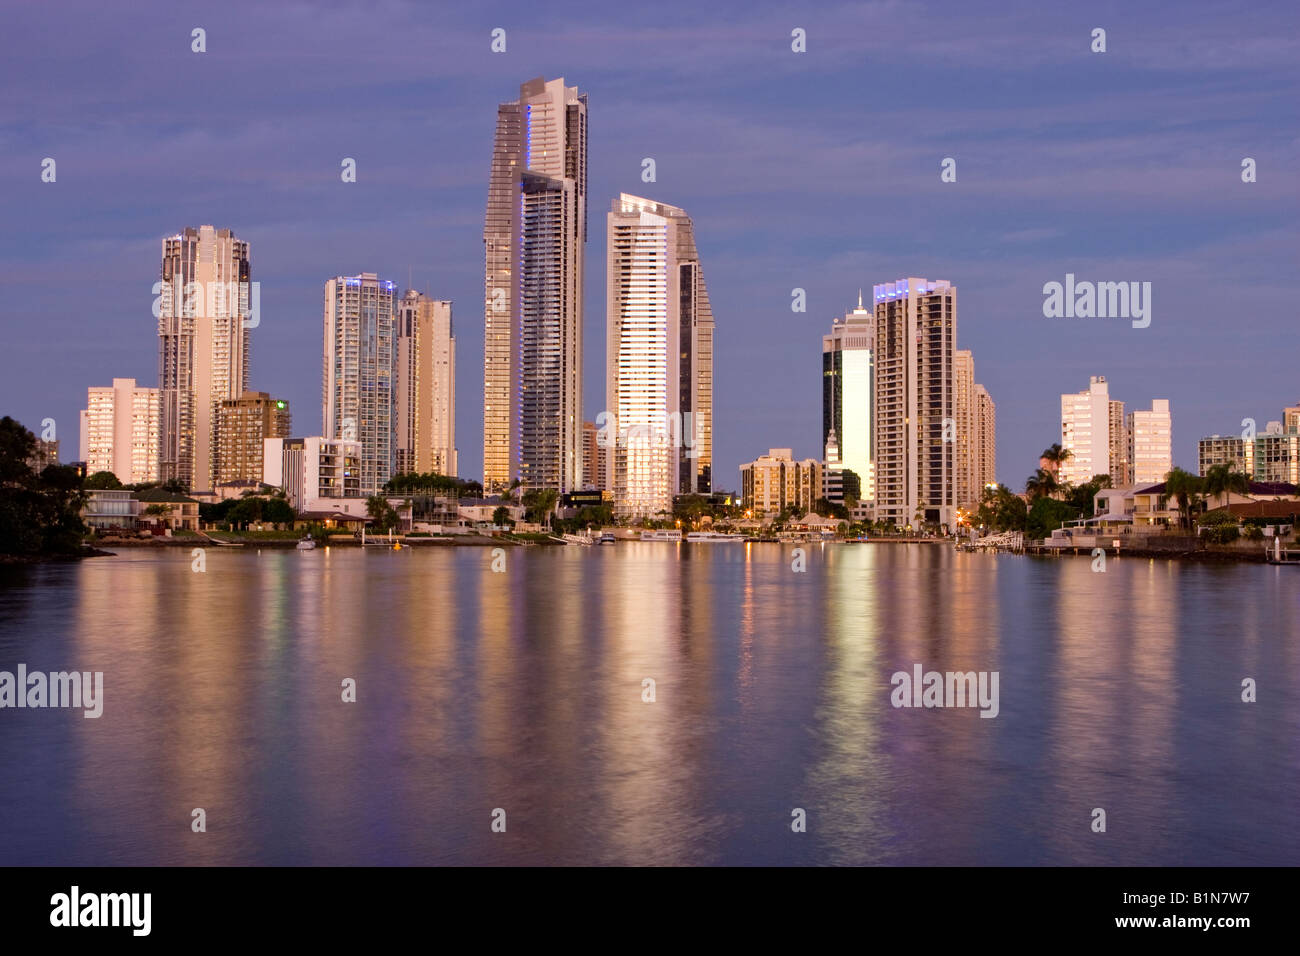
(2, 2), (1297, 493)
(2, 0), (1299, 886)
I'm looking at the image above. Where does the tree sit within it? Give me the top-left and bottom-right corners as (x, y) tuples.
(491, 506), (512, 528)
(226, 497), (263, 528)
(384, 471), (480, 496)
(0, 417), (87, 556)
(1202, 464), (1250, 505)
(199, 497), (238, 525)
(673, 494), (712, 522)
(521, 488), (558, 524)
(1065, 474), (1112, 518)
(263, 497), (295, 526)
(812, 497), (849, 520)
(161, 478), (187, 494)
(975, 483), (1028, 532)
(1041, 443), (1072, 468)
(1163, 467), (1203, 530)
(366, 495), (400, 533)
(85, 470), (123, 490)
(1024, 468), (1059, 502)
(1027, 497), (1080, 540)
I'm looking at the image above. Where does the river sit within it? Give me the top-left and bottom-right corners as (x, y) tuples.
(1, 542), (1295, 865)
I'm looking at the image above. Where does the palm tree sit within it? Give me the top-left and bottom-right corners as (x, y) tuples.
(1040, 443), (1072, 473)
(1202, 464), (1250, 510)
(1163, 467), (1203, 530)
(1025, 468), (1058, 502)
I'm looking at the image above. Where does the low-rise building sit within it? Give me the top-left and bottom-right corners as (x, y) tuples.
(264, 436), (362, 513)
(294, 511), (369, 534)
(1198, 435), (1246, 475)
(1198, 404), (1300, 485)
(134, 488), (200, 531)
(82, 489), (139, 531)
(458, 500), (525, 526)
(740, 448), (822, 516)
(26, 438), (60, 474)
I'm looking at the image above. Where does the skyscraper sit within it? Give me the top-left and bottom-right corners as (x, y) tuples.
(954, 349), (976, 509)
(822, 295), (873, 501)
(605, 194), (714, 517)
(483, 76), (587, 494)
(322, 273), (396, 496)
(953, 351), (997, 511)
(975, 384), (997, 493)
(395, 291), (457, 477)
(81, 378), (161, 485)
(1129, 399), (1172, 486)
(871, 278), (958, 529)
(156, 225), (252, 491)
(580, 420), (608, 492)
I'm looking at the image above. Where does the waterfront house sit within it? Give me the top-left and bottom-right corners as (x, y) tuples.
(82, 489), (140, 532)
(133, 488), (200, 532)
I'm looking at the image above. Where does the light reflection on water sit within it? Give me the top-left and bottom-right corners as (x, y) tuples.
(0, 544), (1295, 865)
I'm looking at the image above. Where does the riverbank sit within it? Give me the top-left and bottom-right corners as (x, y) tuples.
(0, 545), (115, 564)
(1025, 544), (1272, 563)
(85, 532), (532, 550)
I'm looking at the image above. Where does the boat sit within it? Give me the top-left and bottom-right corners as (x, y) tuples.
(640, 530), (682, 541)
(561, 533), (594, 546)
(296, 535), (316, 551)
(685, 531), (744, 543)
(598, 532), (617, 545)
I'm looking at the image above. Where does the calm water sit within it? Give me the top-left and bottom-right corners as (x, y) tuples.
(0, 542), (1296, 866)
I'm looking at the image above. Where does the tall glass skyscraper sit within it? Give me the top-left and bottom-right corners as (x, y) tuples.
(322, 273), (395, 496)
(822, 295), (874, 501)
(483, 76), (587, 494)
(605, 194), (714, 518)
(395, 291), (456, 478)
(156, 225), (252, 492)
(872, 278), (958, 529)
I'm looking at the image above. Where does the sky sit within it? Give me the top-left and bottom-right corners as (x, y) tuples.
(2, 0), (1297, 491)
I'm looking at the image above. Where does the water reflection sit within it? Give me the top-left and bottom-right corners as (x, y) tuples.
(0, 544), (1294, 865)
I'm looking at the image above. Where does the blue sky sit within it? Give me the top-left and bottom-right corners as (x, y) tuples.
(2, 0), (1297, 489)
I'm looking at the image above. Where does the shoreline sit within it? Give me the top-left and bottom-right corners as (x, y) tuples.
(58, 535), (1291, 564)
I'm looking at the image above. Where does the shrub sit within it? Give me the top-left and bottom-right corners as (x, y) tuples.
(1203, 524), (1240, 545)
